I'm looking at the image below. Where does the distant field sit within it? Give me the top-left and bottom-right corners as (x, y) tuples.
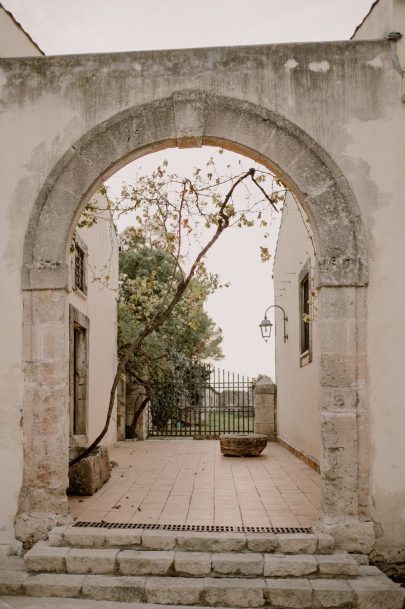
(201, 411), (254, 433)
(149, 410), (254, 436)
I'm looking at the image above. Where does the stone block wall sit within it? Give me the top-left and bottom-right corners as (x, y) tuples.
(254, 376), (276, 440)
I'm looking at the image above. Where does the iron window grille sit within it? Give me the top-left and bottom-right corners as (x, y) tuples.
(74, 243), (86, 292)
(300, 273), (310, 355)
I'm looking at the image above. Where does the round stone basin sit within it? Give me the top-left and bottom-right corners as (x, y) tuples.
(219, 433), (268, 457)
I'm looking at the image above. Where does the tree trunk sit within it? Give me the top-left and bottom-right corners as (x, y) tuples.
(69, 168), (256, 467)
(127, 394), (150, 438)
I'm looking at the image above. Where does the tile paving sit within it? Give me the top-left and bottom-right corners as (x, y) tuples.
(69, 440), (320, 529)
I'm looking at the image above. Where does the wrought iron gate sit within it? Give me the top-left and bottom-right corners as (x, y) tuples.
(147, 366), (255, 437)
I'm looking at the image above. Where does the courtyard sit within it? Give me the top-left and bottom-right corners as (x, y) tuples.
(69, 440), (320, 528)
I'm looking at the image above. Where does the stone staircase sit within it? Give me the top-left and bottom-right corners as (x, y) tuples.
(0, 525), (403, 608)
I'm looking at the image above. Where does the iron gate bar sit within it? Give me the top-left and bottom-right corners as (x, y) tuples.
(148, 365), (255, 438)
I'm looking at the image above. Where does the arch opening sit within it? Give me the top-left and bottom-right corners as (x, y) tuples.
(18, 92), (372, 550)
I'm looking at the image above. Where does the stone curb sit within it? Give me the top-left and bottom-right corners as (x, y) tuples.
(49, 527), (334, 555)
(25, 545), (360, 578)
(0, 571), (403, 608)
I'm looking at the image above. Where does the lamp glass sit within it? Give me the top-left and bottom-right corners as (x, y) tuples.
(259, 317), (273, 342)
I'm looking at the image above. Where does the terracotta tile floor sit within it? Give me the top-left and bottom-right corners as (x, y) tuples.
(69, 440), (321, 528)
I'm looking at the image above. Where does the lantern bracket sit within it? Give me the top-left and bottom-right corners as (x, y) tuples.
(260, 305), (288, 343)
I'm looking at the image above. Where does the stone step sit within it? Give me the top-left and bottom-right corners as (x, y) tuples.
(49, 526), (335, 555)
(0, 532), (20, 559)
(0, 567), (403, 608)
(25, 542), (360, 578)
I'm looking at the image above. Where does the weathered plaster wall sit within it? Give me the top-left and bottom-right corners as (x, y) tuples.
(353, 0), (405, 67)
(352, 0), (405, 562)
(0, 6), (43, 58)
(0, 29), (404, 557)
(0, 3), (42, 538)
(68, 195), (118, 449)
(273, 194), (320, 463)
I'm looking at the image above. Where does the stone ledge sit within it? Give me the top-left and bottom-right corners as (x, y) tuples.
(118, 550), (174, 576)
(82, 574), (146, 603)
(0, 570), (403, 607)
(25, 542), (359, 578)
(203, 577), (265, 607)
(48, 526), (335, 555)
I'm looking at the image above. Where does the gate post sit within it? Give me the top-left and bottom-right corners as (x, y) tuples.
(254, 376), (276, 440)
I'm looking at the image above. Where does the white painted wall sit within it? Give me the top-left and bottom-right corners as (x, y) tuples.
(68, 195), (119, 449)
(351, 0), (405, 561)
(0, 2), (42, 540)
(273, 194), (320, 463)
(352, 0), (405, 67)
(0, 5), (43, 57)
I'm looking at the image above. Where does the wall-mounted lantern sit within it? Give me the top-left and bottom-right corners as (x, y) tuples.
(259, 305), (288, 343)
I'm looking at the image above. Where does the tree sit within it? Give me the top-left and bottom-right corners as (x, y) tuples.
(70, 152), (286, 466)
(118, 233), (224, 436)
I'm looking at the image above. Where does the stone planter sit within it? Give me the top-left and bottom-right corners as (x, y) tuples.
(219, 433), (268, 457)
(68, 446), (111, 496)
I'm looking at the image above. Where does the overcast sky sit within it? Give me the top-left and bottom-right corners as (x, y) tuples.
(4, 0), (372, 55)
(3, 0), (374, 377)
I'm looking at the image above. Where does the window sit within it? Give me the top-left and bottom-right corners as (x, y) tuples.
(69, 306), (89, 441)
(72, 324), (87, 435)
(300, 273), (310, 354)
(299, 264), (312, 366)
(74, 243), (86, 292)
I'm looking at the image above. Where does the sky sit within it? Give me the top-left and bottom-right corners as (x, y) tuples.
(107, 148), (282, 380)
(3, 0), (372, 55)
(3, 0), (374, 377)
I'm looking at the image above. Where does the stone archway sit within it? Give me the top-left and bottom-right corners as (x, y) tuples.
(19, 92), (372, 550)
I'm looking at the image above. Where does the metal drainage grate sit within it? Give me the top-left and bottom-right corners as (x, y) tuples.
(73, 521), (312, 534)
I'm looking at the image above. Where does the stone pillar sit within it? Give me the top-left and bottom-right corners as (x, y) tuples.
(315, 285), (374, 553)
(17, 289), (72, 546)
(136, 405), (149, 441)
(254, 376), (276, 440)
